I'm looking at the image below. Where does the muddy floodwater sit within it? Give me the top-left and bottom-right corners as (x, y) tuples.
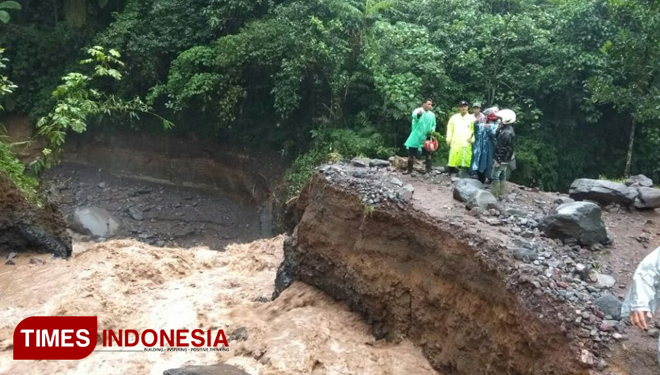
(0, 237), (438, 375)
(0, 162), (437, 374)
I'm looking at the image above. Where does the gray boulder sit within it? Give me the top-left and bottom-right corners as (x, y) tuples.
(369, 159), (390, 168)
(594, 294), (623, 320)
(397, 184), (415, 201)
(467, 190), (498, 211)
(540, 202), (608, 246)
(127, 206), (144, 221)
(68, 207), (120, 238)
(453, 179), (484, 203)
(634, 187), (660, 210)
(626, 174), (653, 187)
(554, 197), (575, 205)
(351, 158), (370, 168)
(569, 178), (638, 206)
(164, 364), (249, 375)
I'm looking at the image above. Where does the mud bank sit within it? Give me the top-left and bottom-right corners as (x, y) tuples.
(0, 173), (71, 257)
(277, 173), (589, 375)
(62, 131), (284, 205)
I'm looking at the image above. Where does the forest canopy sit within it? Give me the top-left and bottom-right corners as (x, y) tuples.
(1, 0), (660, 195)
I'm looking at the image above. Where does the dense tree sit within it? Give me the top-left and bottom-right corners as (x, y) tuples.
(2, 0), (660, 193)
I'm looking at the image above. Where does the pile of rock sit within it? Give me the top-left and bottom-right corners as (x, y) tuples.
(570, 175), (660, 210)
(318, 159), (417, 205)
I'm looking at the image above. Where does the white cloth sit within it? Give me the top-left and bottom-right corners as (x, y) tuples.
(621, 246), (660, 365)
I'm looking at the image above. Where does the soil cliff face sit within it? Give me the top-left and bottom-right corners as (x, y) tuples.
(0, 173), (71, 258)
(277, 173), (589, 375)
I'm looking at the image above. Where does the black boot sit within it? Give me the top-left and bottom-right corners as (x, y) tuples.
(425, 158), (432, 174)
(403, 158), (414, 175)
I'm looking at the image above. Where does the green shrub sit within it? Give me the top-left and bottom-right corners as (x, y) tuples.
(0, 140), (39, 201)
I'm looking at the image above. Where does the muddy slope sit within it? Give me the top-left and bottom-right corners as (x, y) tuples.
(0, 173), (71, 258)
(277, 173), (588, 375)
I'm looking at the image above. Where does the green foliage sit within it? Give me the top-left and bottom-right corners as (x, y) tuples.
(0, 1), (20, 24)
(0, 139), (38, 200)
(5, 0), (660, 194)
(285, 124), (393, 199)
(34, 46), (172, 173)
(0, 47), (39, 201)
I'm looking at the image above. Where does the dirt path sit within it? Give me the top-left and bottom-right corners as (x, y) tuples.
(397, 170), (660, 374)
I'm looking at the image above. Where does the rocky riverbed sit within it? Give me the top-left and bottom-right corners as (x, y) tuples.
(42, 163), (268, 249)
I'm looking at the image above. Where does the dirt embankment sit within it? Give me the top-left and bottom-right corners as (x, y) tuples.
(62, 130), (285, 206)
(0, 173), (71, 258)
(278, 172), (591, 375)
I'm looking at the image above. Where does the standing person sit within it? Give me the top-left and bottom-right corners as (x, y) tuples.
(404, 98), (436, 175)
(622, 246), (660, 368)
(471, 107), (498, 184)
(446, 100), (475, 176)
(472, 102), (486, 124)
(491, 109), (516, 199)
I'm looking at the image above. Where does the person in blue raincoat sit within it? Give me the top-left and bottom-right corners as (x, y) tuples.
(622, 245), (660, 367)
(470, 106), (499, 183)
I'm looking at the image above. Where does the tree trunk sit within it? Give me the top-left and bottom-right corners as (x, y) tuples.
(63, 0), (86, 28)
(624, 119), (636, 177)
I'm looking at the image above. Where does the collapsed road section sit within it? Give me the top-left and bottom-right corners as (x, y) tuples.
(275, 160), (650, 375)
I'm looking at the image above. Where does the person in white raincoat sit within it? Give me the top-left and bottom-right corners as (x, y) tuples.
(621, 246), (660, 366)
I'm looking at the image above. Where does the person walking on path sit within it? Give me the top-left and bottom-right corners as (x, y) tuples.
(471, 106), (498, 183)
(446, 100), (475, 176)
(491, 109), (516, 198)
(622, 245), (660, 368)
(404, 98), (436, 175)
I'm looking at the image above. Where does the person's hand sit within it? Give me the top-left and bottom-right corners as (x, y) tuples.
(631, 311), (653, 330)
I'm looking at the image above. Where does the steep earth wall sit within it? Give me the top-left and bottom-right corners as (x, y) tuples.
(62, 131), (284, 205)
(0, 173), (71, 258)
(276, 173), (589, 375)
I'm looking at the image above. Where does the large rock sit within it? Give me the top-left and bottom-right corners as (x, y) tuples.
(467, 189), (498, 211)
(453, 179), (484, 203)
(626, 174), (653, 187)
(569, 179), (638, 206)
(163, 364), (249, 375)
(594, 294), (623, 320)
(540, 202), (608, 246)
(633, 187), (660, 210)
(68, 207), (120, 238)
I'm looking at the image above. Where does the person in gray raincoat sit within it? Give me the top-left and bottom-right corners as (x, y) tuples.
(622, 246), (660, 366)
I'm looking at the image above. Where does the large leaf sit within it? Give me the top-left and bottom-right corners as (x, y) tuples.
(0, 1), (21, 10)
(0, 10), (9, 23)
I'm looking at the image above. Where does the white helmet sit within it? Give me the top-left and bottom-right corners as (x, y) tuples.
(497, 109), (516, 125)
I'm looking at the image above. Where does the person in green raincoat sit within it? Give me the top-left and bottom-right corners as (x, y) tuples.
(404, 98), (436, 175)
(446, 100), (476, 176)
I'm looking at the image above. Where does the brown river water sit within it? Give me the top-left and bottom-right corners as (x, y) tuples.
(0, 236), (438, 375)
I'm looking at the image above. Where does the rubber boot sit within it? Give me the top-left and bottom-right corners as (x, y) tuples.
(425, 158), (433, 174)
(403, 158), (414, 175)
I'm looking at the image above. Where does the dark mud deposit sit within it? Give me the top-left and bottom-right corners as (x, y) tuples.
(43, 163), (268, 249)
